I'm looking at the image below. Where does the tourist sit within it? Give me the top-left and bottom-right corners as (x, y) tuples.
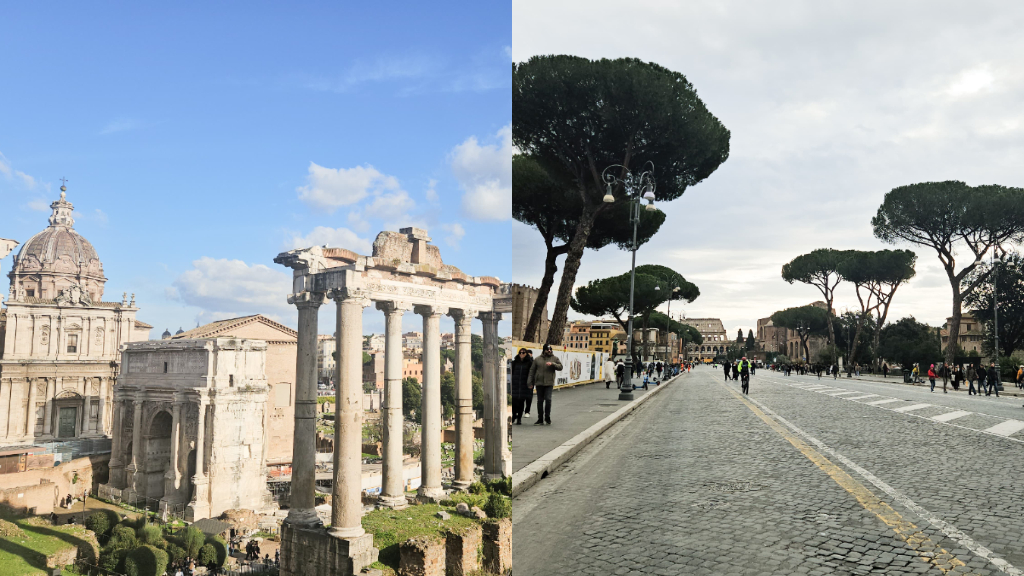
(522, 349), (534, 418)
(509, 348), (532, 425)
(615, 360), (626, 389)
(953, 364), (964, 392)
(967, 365), (978, 396)
(275, 549), (280, 566)
(1017, 365), (1024, 389)
(723, 362), (730, 381)
(731, 361), (739, 381)
(928, 364), (937, 392)
(979, 366), (988, 395)
(912, 363), (920, 383)
(738, 357), (751, 395)
(603, 357), (616, 389)
(527, 344), (562, 426)
(882, 363), (889, 378)
(987, 363), (1000, 397)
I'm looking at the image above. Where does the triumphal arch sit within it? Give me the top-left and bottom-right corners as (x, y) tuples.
(274, 227), (511, 576)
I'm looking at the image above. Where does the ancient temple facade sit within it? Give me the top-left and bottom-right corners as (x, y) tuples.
(0, 190), (151, 446)
(103, 338), (274, 521)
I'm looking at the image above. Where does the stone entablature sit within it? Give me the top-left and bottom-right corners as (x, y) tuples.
(105, 338), (273, 521)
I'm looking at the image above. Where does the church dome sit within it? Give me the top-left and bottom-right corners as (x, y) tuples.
(162, 328), (172, 339)
(8, 188), (107, 302)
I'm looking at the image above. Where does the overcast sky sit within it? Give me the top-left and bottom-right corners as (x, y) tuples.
(511, 1), (1024, 338)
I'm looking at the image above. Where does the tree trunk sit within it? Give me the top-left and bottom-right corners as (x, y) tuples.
(945, 291), (963, 367)
(523, 243), (568, 343)
(641, 314), (650, 362)
(824, 296), (836, 347)
(546, 202), (601, 346)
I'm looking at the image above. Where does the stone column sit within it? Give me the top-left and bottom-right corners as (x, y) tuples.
(97, 377), (108, 434)
(42, 378), (54, 437)
(415, 305), (446, 500)
(285, 294), (324, 527)
(0, 379), (10, 439)
(109, 397), (126, 487)
(187, 399), (211, 520)
(164, 399), (183, 499)
(126, 392), (145, 494)
(377, 301), (408, 509)
(479, 312), (504, 480)
(450, 309), (475, 491)
(24, 377), (38, 439)
(330, 292), (370, 539)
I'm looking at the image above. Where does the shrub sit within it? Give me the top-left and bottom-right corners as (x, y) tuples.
(108, 524), (139, 551)
(182, 526), (205, 558)
(484, 493), (511, 519)
(85, 510), (114, 537)
(198, 543), (218, 565)
(125, 544), (169, 576)
(208, 534), (228, 566)
(99, 548), (128, 573)
(468, 481), (487, 495)
(487, 476), (512, 496)
(137, 524), (165, 547)
(166, 544), (186, 565)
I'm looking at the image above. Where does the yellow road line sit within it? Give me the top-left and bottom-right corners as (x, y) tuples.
(720, 382), (973, 575)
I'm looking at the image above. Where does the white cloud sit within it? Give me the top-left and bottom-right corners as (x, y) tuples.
(296, 162), (401, 213)
(364, 190), (416, 220)
(425, 179), (439, 203)
(451, 124), (512, 221)
(286, 226), (372, 254)
(440, 223), (466, 249)
(100, 118), (142, 135)
(26, 199), (49, 212)
(172, 257), (293, 320)
(946, 65), (995, 97)
(0, 152), (39, 191)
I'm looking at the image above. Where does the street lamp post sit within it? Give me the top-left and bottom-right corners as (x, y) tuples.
(992, 247), (1005, 390)
(602, 162), (658, 401)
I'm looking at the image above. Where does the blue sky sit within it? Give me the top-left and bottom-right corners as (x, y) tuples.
(0, 2), (512, 336)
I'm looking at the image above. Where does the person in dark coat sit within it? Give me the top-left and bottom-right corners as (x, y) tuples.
(509, 348), (533, 425)
(988, 362), (1000, 397)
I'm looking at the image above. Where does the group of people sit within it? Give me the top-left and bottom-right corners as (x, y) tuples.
(923, 362), (1003, 396)
(722, 357), (755, 394)
(509, 344), (563, 426)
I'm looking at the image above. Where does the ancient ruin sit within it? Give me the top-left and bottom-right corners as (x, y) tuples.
(274, 227), (511, 576)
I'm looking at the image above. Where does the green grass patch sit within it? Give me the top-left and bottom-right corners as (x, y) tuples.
(0, 507), (97, 576)
(362, 503), (478, 574)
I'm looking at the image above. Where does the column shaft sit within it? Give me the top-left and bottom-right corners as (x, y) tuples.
(330, 296), (367, 539)
(378, 303), (408, 508)
(42, 378), (54, 436)
(452, 311), (475, 490)
(285, 298), (322, 527)
(166, 401), (182, 491)
(98, 377), (108, 434)
(24, 378), (37, 438)
(480, 312), (503, 480)
(417, 307), (444, 499)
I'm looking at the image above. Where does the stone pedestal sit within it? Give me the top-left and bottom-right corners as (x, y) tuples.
(279, 522), (378, 576)
(482, 519), (511, 575)
(399, 536), (445, 576)
(445, 524), (482, 576)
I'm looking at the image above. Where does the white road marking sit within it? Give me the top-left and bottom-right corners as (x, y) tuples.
(827, 391), (862, 396)
(932, 410), (972, 423)
(845, 394), (880, 400)
(747, 396), (1024, 576)
(892, 403), (932, 413)
(983, 420), (1024, 437)
(865, 398), (901, 405)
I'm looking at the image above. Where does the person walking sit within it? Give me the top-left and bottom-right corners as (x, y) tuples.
(987, 362), (1000, 397)
(952, 365), (963, 392)
(912, 363), (920, 383)
(731, 361), (739, 381)
(1016, 365), (1024, 389)
(928, 364), (937, 392)
(603, 357), (616, 389)
(979, 366), (988, 395)
(615, 360), (626, 389)
(521, 349), (534, 418)
(528, 344), (562, 425)
(967, 364), (978, 396)
(723, 362), (731, 381)
(509, 348), (532, 425)
(883, 363), (889, 378)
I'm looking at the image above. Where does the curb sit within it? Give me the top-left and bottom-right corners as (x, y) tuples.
(511, 372), (684, 499)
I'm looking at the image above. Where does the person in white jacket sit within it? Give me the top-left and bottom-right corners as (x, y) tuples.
(604, 358), (616, 389)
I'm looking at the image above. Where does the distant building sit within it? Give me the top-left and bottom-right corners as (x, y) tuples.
(507, 284), (549, 343)
(940, 314), (984, 355)
(403, 331), (423, 351)
(565, 321), (592, 350)
(317, 335), (336, 384)
(681, 318), (728, 361)
(756, 301), (831, 362)
(589, 321), (624, 355)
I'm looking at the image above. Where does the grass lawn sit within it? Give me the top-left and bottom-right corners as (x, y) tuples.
(0, 508), (96, 576)
(362, 502), (479, 575)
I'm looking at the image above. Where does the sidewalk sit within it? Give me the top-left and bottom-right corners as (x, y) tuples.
(511, 370), (687, 495)
(798, 370), (1024, 398)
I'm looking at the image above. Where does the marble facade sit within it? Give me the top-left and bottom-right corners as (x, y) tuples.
(103, 338), (274, 521)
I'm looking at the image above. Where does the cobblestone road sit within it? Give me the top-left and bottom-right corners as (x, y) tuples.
(513, 367), (1024, 575)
